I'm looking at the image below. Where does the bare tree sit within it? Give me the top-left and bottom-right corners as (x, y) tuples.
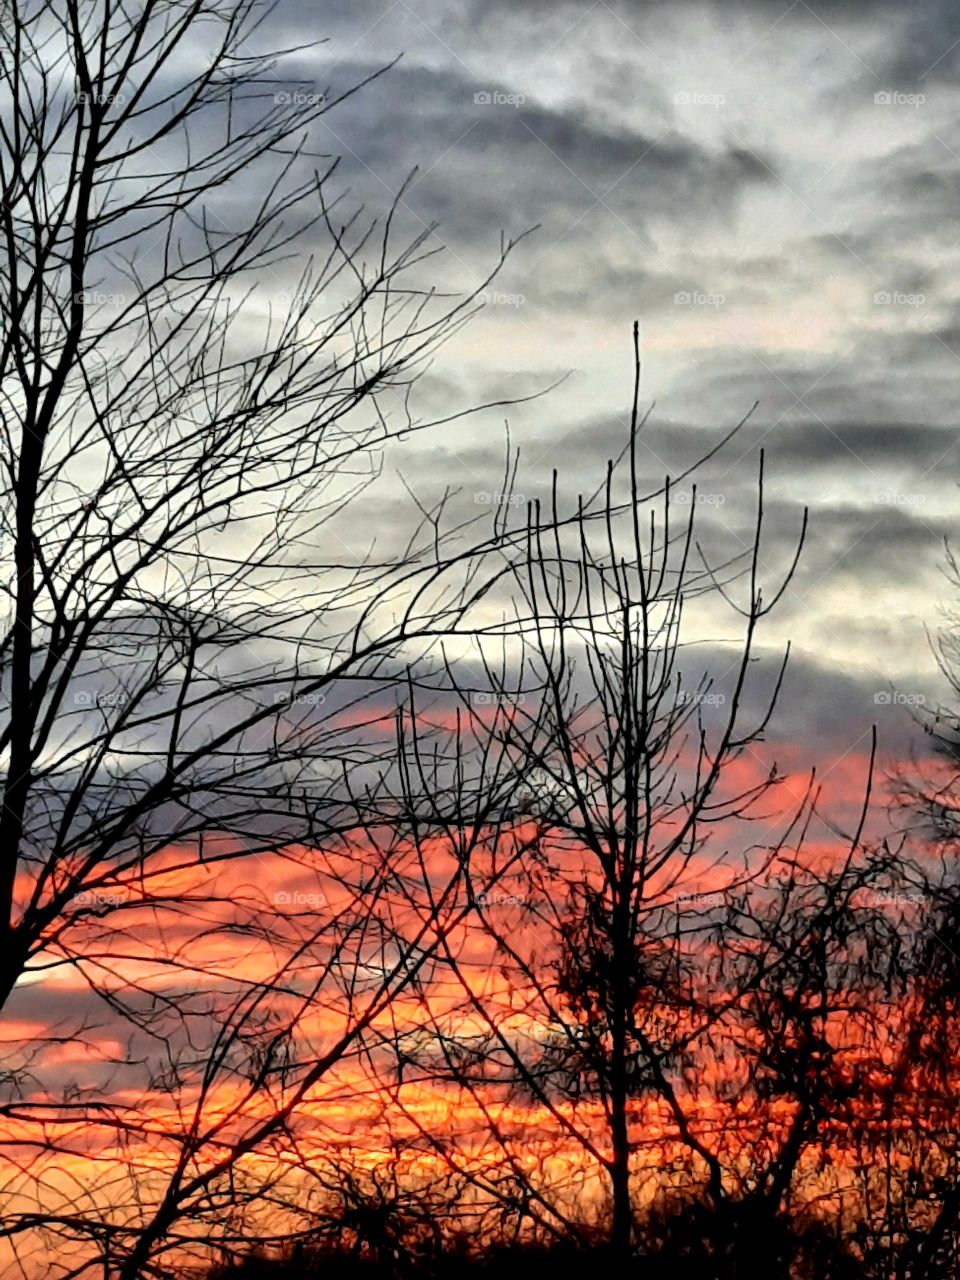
(376, 328), (891, 1273)
(0, 1), (532, 1274)
(877, 564), (960, 1280)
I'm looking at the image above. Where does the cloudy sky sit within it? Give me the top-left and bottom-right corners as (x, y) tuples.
(229, 0), (960, 792)
(7, 11), (960, 1271)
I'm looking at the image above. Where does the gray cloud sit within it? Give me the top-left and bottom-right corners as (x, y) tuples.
(301, 57), (777, 264)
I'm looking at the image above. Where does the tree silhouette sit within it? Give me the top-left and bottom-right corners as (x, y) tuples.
(378, 327), (886, 1271)
(0, 1), (529, 1274)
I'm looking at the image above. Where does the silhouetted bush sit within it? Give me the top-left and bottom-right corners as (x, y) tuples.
(209, 1199), (864, 1280)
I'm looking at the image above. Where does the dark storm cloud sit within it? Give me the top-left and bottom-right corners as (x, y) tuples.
(391, 407), (960, 587)
(662, 334), (960, 431)
(855, 137), (960, 236)
(461, 0), (960, 108)
(750, 498), (951, 587)
(707, 643), (920, 745)
(762, 645), (933, 761)
(5, 980), (111, 1031)
(466, 0), (908, 17)
(304, 57), (776, 253)
(487, 413), (960, 486)
(880, 0), (960, 86)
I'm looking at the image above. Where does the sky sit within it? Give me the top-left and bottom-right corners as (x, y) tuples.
(231, 0), (960, 789)
(5, 3), (960, 1271)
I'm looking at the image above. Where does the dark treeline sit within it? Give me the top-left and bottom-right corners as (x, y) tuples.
(209, 1220), (863, 1280)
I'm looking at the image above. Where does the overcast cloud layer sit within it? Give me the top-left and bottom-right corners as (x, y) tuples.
(253, 0), (960, 777)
